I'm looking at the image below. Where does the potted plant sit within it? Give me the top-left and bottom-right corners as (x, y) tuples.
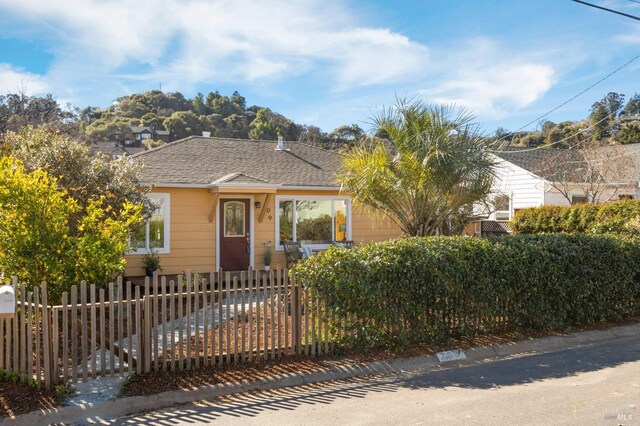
(263, 241), (272, 272)
(142, 249), (162, 277)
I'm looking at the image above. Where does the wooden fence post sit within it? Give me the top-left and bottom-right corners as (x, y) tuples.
(291, 278), (301, 355)
(41, 282), (52, 389)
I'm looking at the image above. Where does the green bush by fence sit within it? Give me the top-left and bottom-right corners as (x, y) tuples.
(293, 235), (640, 350)
(510, 200), (640, 235)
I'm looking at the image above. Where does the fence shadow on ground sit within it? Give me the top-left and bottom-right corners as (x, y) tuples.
(105, 375), (399, 425)
(397, 335), (640, 391)
(81, 335), (640, 424)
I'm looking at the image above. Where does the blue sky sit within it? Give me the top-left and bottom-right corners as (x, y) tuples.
(0, 0), (639, 134)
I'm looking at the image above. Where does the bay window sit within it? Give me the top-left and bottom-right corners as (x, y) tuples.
(276, 196), (351, 249)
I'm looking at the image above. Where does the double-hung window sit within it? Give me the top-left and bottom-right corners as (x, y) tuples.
(276, 196), (351, 250)
(131, 193), (170, 254)
(493, 194), (510, 220)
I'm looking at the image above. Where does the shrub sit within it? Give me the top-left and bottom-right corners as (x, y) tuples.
(511, 200), (640, 235)
(0, 156), (142, 303)
(293, 235), (640, 350)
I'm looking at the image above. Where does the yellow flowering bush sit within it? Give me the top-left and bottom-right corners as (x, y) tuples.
(0, 156), (142, 303)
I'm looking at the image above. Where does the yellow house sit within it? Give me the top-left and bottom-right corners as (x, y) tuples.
(124, 135), (401, 276)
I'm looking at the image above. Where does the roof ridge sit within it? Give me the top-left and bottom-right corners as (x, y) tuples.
(130, 135), (344, 159)
(129, 135), (198, 158)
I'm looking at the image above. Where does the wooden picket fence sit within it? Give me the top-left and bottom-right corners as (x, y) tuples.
(0, 268), (336, 390)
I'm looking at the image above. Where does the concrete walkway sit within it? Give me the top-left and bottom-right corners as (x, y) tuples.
(4, 323), (639, 425)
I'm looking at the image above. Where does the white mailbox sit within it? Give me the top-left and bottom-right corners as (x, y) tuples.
(0, 285), (15, 318)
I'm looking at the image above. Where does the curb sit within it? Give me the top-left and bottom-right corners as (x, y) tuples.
(4, 323), (639, 425)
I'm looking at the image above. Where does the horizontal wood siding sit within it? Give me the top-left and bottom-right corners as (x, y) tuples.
(352, 205), (403, 243)
(126, 187), (401, 274)
(493, 158), (544, 210)
(125, 188), (216, 276)
(543, 183), (636, 206)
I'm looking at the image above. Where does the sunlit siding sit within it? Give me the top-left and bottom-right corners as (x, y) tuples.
(124, 187), (216, 276)
(493, 157), (544, 212)
(125, 187), (401, 276)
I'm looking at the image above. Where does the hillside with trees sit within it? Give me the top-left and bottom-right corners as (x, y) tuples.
(496, 92), (640, 148)
(0, 90), (365, 150)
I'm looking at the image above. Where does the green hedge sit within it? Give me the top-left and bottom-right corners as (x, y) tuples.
(293, 235), (640, 350)
(511, 200), (640, 235)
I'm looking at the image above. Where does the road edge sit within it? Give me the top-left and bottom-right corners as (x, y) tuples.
(4, 323), (638, 425)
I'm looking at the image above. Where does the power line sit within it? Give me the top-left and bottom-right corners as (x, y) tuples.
(571, 0), (640, 21)
(491, 106), (622, 153)
(622, 0), (640, 5)
(492, 52), (640, 147)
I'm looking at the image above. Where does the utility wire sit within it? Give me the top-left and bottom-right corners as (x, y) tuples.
(491, 106), (622, 153)
(571, 0), (640, 21)
(491, 0), (640, 146)
(492, 52), (640, 148)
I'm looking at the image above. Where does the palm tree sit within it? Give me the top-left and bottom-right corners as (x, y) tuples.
(338, 96), (496, 236)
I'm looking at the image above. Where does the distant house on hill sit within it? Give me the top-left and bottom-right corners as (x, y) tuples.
(467, 144), (640, 236)
(128, 126), (171, 145)
(90, 126), (172, 159)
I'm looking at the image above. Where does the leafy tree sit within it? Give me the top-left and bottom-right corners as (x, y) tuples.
(614, 122), (640, 145)
(163, 111), (204, 139)
(249, 108), (302, 140)
(191, 92), (207, 116)
(206, 91), (222, 113)
(539, 120), (556, 138)
(493, 126), (511, 140)
(223, 114), (250, 138)
(79, 106), (103, 124)
(139, 112), (165, 129)
(201, 113), (227, 136)
(115, 98), (148, 119)
(589, 101), (609, 141)
(338, 97), (496, 236)
(3, 126), (152, 221)
(143, 139), (166, 150)
(328, 124), (365, 147)
(0, 92), (78, 136)
(84, 116), (136, 142)
(231, 91), (247, 110)
(114, 91), (189, 117)
(209, 96), (243, 117)
(601, 92), (626, 117)
(298, 125), (329, 146)
(544, 121), (581, 148)
(0, 156), (142, 303)
(518, 133), (544, 147)
(623, 93), (640, 117)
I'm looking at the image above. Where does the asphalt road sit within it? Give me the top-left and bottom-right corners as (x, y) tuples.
(111, 335), (640, 425)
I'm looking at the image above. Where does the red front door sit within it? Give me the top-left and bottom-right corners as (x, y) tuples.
(220, 199), (251, 270)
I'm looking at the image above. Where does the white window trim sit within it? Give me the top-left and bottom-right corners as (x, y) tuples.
(130, 192), (171, 255)
(274, 195), (352, 251)
(491, 193), (511, 221)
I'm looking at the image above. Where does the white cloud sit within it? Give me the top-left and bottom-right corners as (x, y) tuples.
(419, 39), (555, 118)
(0, 64), (49, 94)
(0, 0), (428, 89)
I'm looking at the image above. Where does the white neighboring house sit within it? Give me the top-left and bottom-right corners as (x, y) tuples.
(469, 145), (640, 236)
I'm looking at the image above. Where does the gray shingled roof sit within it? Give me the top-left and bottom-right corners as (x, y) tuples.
(495, 145), (640, 183)
(131, 136), (341, 187)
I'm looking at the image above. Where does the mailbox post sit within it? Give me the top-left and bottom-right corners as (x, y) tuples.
(0, 285), (15, 318)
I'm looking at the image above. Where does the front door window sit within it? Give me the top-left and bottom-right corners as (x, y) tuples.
(224, 201), (245, 237)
